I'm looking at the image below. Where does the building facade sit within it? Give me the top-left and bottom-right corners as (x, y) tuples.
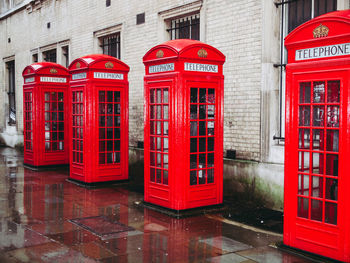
(1, 0), (349, 210)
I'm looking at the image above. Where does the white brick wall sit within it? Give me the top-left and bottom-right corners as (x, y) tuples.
(205, 0), (262, 160)
(0, 0), (265, 161)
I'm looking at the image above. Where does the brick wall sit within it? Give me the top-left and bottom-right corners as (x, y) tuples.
(206, 0), (262, 160)
(0, 0), (263, 161)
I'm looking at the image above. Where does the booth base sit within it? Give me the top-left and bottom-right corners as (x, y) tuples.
(276, 243), (344, 263)
(138, 201), (225, 218)
(66, 178), (129, 189)
(24, 163), (69, 171)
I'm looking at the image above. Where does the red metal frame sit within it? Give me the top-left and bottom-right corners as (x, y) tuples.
(284, 10), (350, 262)
(22, 62), (69, 167)
(143, 40), (225, 210)
(68, 54), (129, 184)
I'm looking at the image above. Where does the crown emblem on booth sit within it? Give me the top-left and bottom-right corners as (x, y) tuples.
(27, 69), (31, 74)
(313, 24), (329, 38)
(198, 48), (208, 58)
(156, 50), (164, 58)
(76, 62), (81, 69)
(50, 68), (57, 74)
(105, 61), (114, 68)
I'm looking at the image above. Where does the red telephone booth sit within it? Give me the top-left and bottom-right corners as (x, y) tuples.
(284, 11), (350, 262)
(22, 62), (69, 167)
(143, 39), (225, 211)
(68, 54), (129, 184)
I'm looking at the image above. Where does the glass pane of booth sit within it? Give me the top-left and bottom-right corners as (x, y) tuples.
(299, 106), (310, 126)
(311, 199), (322, 222)
(99, 91), (121, 165)
(327, 80), (340, 103)
(149, 87), (169, 185)
(327, 106), (339, 127)
(312, 129), (324, 150)
(297, 80), (340, 225)
(326, 130), (339, 152)
(24, 92), (33, 151)
(325, 202), (337, 225)
(313, 106), (325, 127)
(299, 129), (310, 149)
(298, 174), (309, 196)
(313, 82), (325, 103)
(297, 197), (309, 219)
(190, 87), (215, 185)
(72, 91), (83, 164)
(44, 92), (64, 152)
(299, 82), (311, 103)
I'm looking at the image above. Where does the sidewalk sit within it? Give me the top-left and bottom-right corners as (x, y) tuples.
(0, 147), (320, 262)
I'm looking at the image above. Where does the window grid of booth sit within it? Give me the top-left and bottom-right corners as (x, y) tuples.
(167, 14), (200, 40)
(149, 87), (169, 185)
(44, 92), (64, 152)
(72, 91), (83, 164)
(99, 91), (121, 165)
(24, 92), (33, 151)
(297, 80), (340, 225)
(190, 88), (215, 185)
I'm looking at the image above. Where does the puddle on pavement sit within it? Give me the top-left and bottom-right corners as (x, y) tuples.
(0, 147), (315, 263)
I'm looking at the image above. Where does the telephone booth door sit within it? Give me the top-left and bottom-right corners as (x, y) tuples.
(284, 11), (350, 262)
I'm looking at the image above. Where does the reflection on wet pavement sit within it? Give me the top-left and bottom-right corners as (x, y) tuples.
(0, 147), (316, 262)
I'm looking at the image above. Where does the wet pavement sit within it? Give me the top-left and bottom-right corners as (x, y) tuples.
(0, 147), (320, 262)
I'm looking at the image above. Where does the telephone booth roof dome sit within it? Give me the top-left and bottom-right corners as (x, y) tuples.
(68, 54), (129, 71)
(22, 62), (68, 77)
(143, 39), (225, 63)
(285, 10), (350, 48)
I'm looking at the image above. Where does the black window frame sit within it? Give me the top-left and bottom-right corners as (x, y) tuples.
(100, 33), (121, 59)
(32, 53), (38, 63)
(62, 46), (69, 68)
(274, 0), (338, 141)
(167, 13), (200, 40)
(6, 60), (16, 125)
(43, 49), (57, 63)
(288, 0), (337, 33)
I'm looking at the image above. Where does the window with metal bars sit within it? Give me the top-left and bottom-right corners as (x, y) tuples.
(6, 61), (16, 125)
(32, 54), (38, 63)
(100, 33), (121, 59)
(274, 0), (337, 141)
(62, 46), (69, 68)
(43, 49), (57, 63)
(167, 14), (200, 40)
(288, 0), (337, 33)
